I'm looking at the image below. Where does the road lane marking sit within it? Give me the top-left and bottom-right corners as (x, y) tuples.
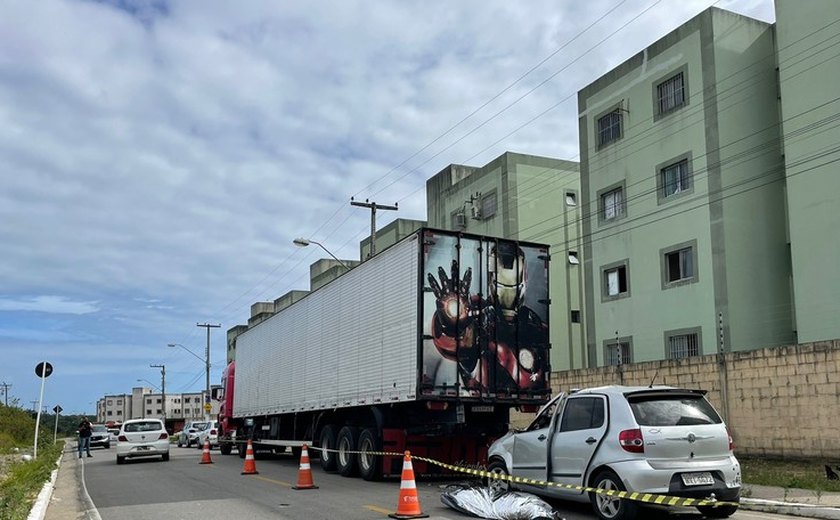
(364, 504), (393, 515)
(253, 475), (292, 487)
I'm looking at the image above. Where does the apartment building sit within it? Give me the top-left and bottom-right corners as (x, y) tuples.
(96, 387), (219, 428)
(577, 8), (794, 366)
(775, 0), (840, 343)
(425, 151), (585, 372)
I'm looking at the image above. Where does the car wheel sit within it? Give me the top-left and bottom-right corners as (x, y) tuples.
(116, 456), (125, 465)
(319, 425), (338, 472)
(486, 460), (511, 495)
(336, 426), (359, 477)
(357, 428), (382, 481)
(162, 453), (170, 461)
(105, 443), (110, 449)
(590, 470), (638, 520)
(696, 505), (738, 518)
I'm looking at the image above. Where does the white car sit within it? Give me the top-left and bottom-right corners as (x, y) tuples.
(195, 421), (220, 449)
(487, 385), (740, 520)
(177, 421), (207, 447)
(116, 418), (170, 464)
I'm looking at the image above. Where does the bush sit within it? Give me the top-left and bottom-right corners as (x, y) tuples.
(0, 407), (36, 452)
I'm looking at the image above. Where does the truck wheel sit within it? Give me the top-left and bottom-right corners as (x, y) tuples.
(336, 426), (359, 477)
(357, 428), (382, 481)
(590, 470), (638, 520)
(486, 460), (511, 495)
(238, 442), (246, 458)
(319, 425), (338, 472)
(220, 442), (232, 456)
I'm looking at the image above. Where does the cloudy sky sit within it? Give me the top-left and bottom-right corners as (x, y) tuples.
(1, 0), (774, 416)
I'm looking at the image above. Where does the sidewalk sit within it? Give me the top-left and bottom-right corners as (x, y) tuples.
(29, 451), (840, 520)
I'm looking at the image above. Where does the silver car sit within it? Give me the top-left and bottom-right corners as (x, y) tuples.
(487, 385), (741, 520)
(177, 421), (207, 447)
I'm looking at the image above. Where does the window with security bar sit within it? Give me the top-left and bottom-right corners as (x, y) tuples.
(661, 159), (690, 197)
(597, 110), (622, 146)
(657, 72), (685, 113)
(605, 342), (631, 365)
(481, 192), (497, 218)
(668, 332), (699, 358)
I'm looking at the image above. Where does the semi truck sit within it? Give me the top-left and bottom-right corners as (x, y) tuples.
(215, 228), (552, 480)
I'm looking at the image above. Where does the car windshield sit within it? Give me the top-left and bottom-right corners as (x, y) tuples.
(628, 393), (722, 426)
(92, 425), (108, 432)
(124, 421), (163, 433)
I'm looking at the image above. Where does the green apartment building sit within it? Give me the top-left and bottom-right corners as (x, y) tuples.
(776, 0), (840, 344)
(425, 151), (585, 372)
(578, 8), (795, 366)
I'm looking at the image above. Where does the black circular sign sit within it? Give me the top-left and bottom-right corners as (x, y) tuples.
(35, 362), (53, 378)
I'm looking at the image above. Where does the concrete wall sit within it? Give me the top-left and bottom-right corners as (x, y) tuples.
(530, 339), (840, 458)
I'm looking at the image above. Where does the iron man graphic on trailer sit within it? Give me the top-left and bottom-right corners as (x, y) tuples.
(427, 242), (548, 394)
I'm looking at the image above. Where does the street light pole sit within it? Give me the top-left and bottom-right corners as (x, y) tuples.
(293, 238), (350, 270)
(169, 329), (218, 422)
(149, 364), (165, 425)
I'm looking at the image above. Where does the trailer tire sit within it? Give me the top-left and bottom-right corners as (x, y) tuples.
(336, 426), (359, 477)
(357, 428), (382, 481)
(319, 425), (338, 472)
(238, 442), (246, 459)
(220, 442), (232, 456)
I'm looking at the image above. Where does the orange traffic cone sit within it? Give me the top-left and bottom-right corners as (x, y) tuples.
(199, 438), (213, 464)
(389, 451), (428, 519)
(292, 444), (319, 490)
(240, 439), (258, 475)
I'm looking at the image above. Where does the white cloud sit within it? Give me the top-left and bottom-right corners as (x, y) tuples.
(0, 296), (99, 315)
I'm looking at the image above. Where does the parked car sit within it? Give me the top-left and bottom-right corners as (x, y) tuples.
(486, 385), (741, 520)
(177, 421), (207, 447)
(195, 421), (220, 449)
(89, 424), (111, 449)
(108, 428), (120, 444)
(116, 418), (170, 464)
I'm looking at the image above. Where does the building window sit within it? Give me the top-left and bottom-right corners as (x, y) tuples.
(666, 247), (693, 283)
(156, 398), (162, 404)
(116, 399), (122, 405)
(597, 110), (622, 146)
(603, 264), (629, 299)
(156, 409), (162, 414)
(174, 398), (180, 404)
(605, 341), (632, 366)
(657, 72), (685, 114)
(601, 187), (625, 221)
(668, 330), (700, 358)
(116, 411), (122, 416)
(481, 192), (497, 219)
(571, 310), (581, 323)
(107, 400), (112, 405)
(661, 159), (690, 197)
(195, 408), (201, 415)
(146, 409), (152, 415)
(146, 399), (152, 405)
(107, 410), (112, 416)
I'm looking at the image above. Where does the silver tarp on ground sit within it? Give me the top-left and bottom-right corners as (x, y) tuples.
(440, 483), (563, 520)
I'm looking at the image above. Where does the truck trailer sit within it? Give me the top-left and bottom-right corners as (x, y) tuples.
(216, 228), (551, 480)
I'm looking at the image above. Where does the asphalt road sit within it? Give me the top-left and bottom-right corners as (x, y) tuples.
(78, 445), (795, 520)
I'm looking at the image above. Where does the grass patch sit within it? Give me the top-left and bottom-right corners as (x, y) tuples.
(0, 440), (64, 520)
(741, 456), (840, 492)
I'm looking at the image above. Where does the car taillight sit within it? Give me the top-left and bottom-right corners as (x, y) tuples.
(159, 433), (168, 440)
(619, 428), (644, 453)
(726, 427), (734, 452)
(118, 435), (127, 442)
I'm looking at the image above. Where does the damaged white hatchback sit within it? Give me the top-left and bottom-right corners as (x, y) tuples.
(486, 385), (741, 520)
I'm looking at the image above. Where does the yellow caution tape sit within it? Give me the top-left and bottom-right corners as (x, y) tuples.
(310, 446), (738, 508)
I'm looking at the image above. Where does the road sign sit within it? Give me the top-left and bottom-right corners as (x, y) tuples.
(203, 403), (212, 413)
(35, 362), (53, 378)
(53, 405), (63, 414)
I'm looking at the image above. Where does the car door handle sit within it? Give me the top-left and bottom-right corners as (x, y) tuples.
(538, 434), (547, 441)
(585, 437), (597, 444)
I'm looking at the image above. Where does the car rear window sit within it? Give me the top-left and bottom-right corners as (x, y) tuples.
(628, 393), (722, 426)
(92, 425), (108, 432)
(125, 421), (163, 432)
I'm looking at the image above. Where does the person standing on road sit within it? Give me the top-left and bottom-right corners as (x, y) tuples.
(78, 417), (93, 458)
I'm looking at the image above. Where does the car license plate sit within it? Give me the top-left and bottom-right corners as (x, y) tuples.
(137, 446), (151, 451)
(682, 472), (714, 486)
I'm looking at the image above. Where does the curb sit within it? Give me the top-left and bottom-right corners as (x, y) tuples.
(741, 498), (840, 520)
(26, 449), (64, 520)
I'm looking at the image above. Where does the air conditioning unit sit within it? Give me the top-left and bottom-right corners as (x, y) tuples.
(454, 212), (467, 230)
(471, 205), (482, 220)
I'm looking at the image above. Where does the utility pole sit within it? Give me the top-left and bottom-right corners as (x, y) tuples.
(0, 381), (10, 406)
(350, 198), (398, 258)
(197, 323), (220, 421)
(150, 364), (166, 424)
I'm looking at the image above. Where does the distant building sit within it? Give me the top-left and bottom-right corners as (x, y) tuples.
(96, 387), (220, 431)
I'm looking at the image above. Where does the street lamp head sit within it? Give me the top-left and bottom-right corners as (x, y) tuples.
(293, 238), (311, 248)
